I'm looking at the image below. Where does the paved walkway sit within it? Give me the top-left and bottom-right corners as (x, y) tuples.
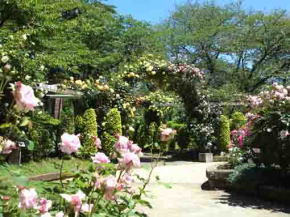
(135, 161), (290, 217)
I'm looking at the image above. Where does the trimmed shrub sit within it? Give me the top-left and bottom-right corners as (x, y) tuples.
(75, 115), (84, 135)
(219, 115), (230, 152)
(81, 108), (98, 156)
(231, 111), (247, 130)
(102, 108), (122, 155)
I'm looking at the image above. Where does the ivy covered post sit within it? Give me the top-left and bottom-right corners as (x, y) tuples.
(81, 108), (98, 157)
(219, 115), (231, 152)
(102, 108), (122, 155)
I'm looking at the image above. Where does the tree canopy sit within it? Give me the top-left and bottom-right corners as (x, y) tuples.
(161, 1), (290, 92)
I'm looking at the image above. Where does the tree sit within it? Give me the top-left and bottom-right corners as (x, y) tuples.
(161, 1), (290, 92)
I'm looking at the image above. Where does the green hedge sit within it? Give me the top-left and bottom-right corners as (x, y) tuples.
(219, 115), (230, 152)
(80, 108), (98, 157)
(102, 108), (122, 155)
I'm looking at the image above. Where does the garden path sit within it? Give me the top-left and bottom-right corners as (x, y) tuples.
(135, 161), (290, 217)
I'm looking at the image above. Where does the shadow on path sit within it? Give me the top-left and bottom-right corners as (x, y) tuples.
(216, 192), (290, 214)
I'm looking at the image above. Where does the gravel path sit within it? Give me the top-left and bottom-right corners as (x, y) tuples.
(135, 161), (290, 217)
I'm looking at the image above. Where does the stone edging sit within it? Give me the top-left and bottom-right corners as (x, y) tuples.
(206, 162), (233, 189)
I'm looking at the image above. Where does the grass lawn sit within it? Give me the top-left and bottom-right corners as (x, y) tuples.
(0, 157), (92, 178)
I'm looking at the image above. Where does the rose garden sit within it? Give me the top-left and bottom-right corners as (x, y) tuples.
(0, 1), (289, 217)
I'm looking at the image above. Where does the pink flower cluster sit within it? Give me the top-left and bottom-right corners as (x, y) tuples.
(160, 128), (177, 142)
(61, 190), (93, 214)
(247, 83), (290, 108)
(0, 138), (17, 154)
(115, 135), (143, 156)
(19, 188), (52, 216)
(231, 127), (250, 147)
(168, 63), (204, 79)
(89, 136), (141, 201)
(12, 81), (41, 112)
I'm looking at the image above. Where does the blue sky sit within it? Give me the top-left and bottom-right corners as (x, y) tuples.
(105, 0), (290, 24)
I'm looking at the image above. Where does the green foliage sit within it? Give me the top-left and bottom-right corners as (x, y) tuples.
(249, 112), (290, 170)
(162, 1), (290, 91)
(102, 108), (122, 155)
(80, 108), (98, 157)
(230, 112), (247, 130)
(28, 112), (60, 160)
(74, 115), (84, 134)
(228, 163), (287, 193)
(60, 106), (75, 134)
(218, 115), (230, 152)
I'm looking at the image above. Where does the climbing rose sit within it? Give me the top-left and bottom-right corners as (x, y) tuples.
(61, 190), (86, 212)
(91, 152), (110, 164)
(38, 198), (52, 214)
(19, 188), (38, 209)
(1, 139), (17, 154)
(12, 82), (41, 112)
(119, 152), (141, 170)
(103, 175), (117, 200)
(115, 135), (131, 152)
(160, 128), (176, 142)
(60, 133), (81, 154)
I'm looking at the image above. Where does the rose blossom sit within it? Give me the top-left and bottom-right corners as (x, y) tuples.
(81, 203), (94, 213)
(55, 211), (65, 217)
(103, 175), (117, 200)
(160, 128), (176, 142)
(38, 198), (52, 214)
(129, 143), (143, 156)
(60, 133), (81, 154)
(61, 190), (86, 212)
(12, 81), (41, 112)
(92, 136), (102, 149)
(115, 135), (131, 152)
(91, 152), (110, 164)
(19, 188), (38, 209)
(1, 139), (17, 154)
(118, 152), (141, 170)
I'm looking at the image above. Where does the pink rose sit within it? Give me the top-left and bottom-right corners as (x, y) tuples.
(160, 128), (176, 142)
(1, 139), (17, 154)
(115, 136), (131, 152)
(61, 190), (86, 212)
(120, 173), (134, 187)
(13, 82), (40, 112)
(129, 143), (143, 156)
(38, 198), (52, 214)
(92, 136), (102, 149)
(103, 175), (117, 200)
(81, 203), (93, 213)
(91, 152), (110, 164)
(55, 211), (65, 217)
(118, 152), (140, 170)
(60, 133), (81, 154)
(19, 188), (38, 209)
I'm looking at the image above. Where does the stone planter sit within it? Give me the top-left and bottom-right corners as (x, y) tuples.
(206, 163), (233, 189)
(198, 153), (213, 162)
